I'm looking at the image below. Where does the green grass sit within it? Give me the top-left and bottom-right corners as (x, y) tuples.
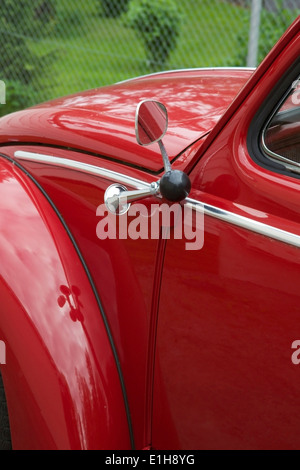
(172, 0), (249, 68)
(28, 0), (250, 104)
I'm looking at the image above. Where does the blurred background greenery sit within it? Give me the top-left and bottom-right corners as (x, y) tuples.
(0, 0), (299, 116)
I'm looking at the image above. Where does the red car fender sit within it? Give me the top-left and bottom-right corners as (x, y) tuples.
(0, 155), (132, 450)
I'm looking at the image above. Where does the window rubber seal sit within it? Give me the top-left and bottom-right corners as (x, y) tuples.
(247, 56), (300, 179)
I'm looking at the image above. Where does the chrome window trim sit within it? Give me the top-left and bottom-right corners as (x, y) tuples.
(261, 76), (300, 173)
(14, 150), (300, 249)
(261, 133), (300, 174)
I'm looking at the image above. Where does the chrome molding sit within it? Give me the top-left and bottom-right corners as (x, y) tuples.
(14, 150), (300, 248)
(185, 197), (300, 248)
(14, 150), (150, 190)
(116, 67), (256, 84)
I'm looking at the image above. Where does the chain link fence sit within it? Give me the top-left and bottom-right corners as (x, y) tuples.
(0, 0), (299, 116)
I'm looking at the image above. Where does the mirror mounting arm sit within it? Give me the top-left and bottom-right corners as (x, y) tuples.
(158, 140), (172, 173)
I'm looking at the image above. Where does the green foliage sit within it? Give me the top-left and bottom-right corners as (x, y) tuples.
(0, 0), (57, 114)
(1, 2), (34, 83)
(232, 1), (297, 66)
(32, 1), (57, 38)
(99, 0), (131, 18)
(0, 80), (35, 118)
(52, 0), (89, 38)
(126, 0), (182, 68)
(53, 9), (84, 37)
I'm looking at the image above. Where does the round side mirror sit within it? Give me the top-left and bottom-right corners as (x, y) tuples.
(135, 100), (168, 146)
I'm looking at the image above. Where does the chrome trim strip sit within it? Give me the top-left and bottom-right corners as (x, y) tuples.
(261, 135), (300, 175)
(14, 150), (150, 190)
(116, 67), (256, 84)
(14, 150), (300, 248)
(260, 76), (300, 174)
(185, 197), (300, 248)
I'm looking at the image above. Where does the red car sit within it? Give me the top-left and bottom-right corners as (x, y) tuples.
(0, 17), (299, 450)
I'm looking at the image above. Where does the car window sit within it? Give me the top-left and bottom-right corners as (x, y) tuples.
(262, 76), (300, 172)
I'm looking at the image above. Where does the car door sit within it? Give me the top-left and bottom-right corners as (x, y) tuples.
(152, 29), (300, 449)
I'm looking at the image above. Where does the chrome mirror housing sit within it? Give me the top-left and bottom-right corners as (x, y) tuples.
(135, 100), (168, 146)
(104, 100), (191, 214)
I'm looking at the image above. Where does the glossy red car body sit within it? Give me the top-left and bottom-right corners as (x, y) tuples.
(0, 17), (299, 450)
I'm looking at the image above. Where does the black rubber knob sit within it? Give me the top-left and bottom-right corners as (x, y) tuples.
(160, 170), (191, 202)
